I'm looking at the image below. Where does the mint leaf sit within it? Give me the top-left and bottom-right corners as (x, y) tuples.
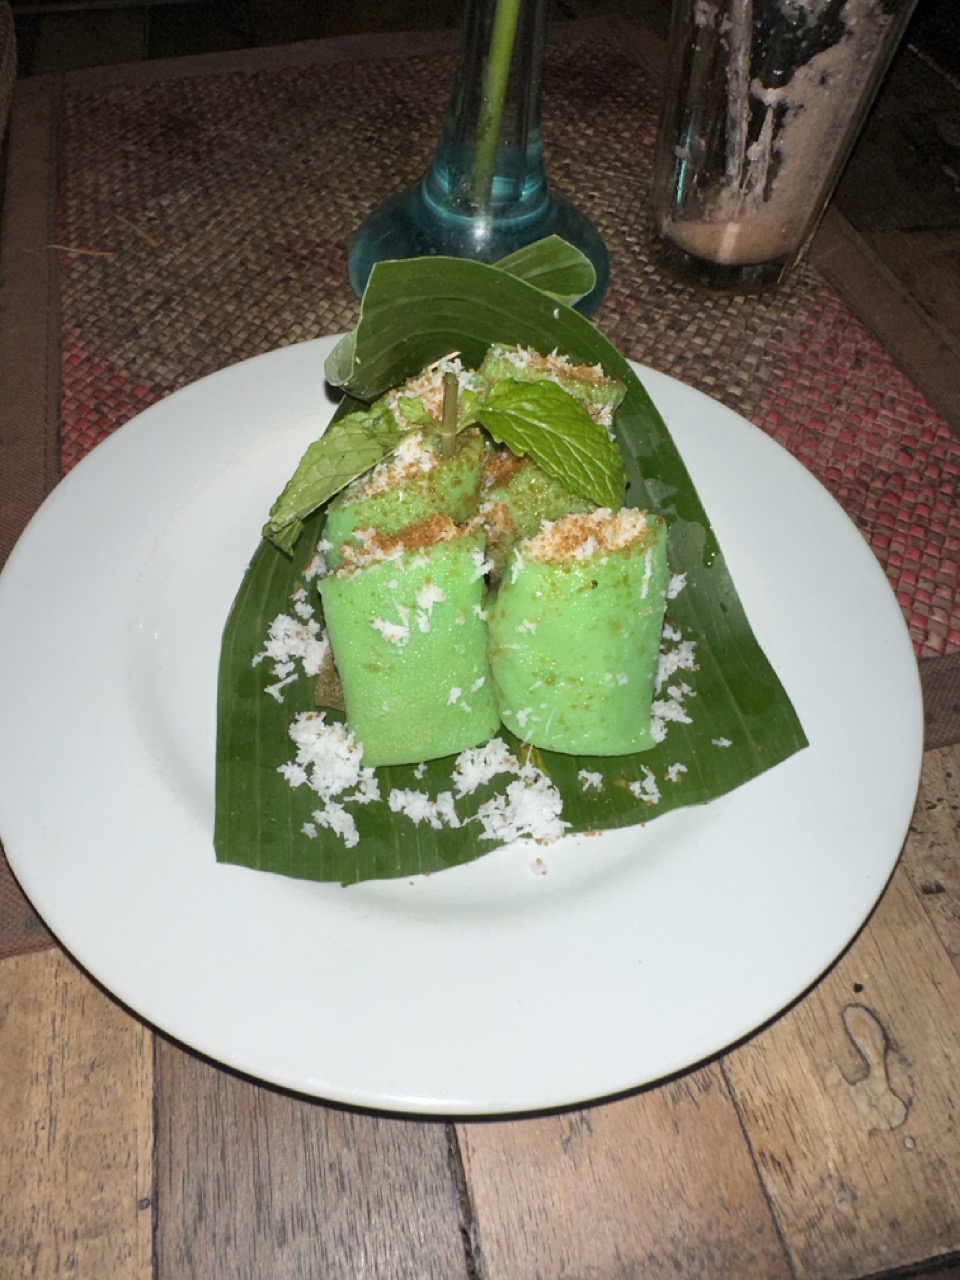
(476, 379), (625, 509)
(263, 405), (407, 551)
(269, 517), (304, 556)
(458, 386), (481, 431)
(495, 236), (596, 307)
(397, 395), (435, 426)
(324, 331), (356, 388)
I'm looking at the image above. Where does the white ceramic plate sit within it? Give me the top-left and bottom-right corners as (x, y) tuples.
(0, 336), (923, 1115)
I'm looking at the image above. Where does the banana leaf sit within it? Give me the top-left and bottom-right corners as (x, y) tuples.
(215, 254), (807, 885)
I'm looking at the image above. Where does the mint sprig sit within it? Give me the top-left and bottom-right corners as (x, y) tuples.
(476, 379), (625, 509)
(263, 404), (406, 551)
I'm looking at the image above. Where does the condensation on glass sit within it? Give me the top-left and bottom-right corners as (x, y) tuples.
(650, 0), (919, 290)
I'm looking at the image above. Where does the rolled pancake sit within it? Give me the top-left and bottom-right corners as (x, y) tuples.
(481, 455), (593, 579)
(487, 508), (669, 755)
(323, 430), (486, 568)
(319, 516), (499, 767)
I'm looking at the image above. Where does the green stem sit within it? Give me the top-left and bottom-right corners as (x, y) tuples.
(471, 0), (523, 205)
(440, 371), (459, 458)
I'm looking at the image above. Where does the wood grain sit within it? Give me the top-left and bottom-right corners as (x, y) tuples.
(901, 742), (960, 971)
(0, 947), (154, 1280)
(863, 229), (960, 358)
(458, 1067), (793, 1280)
(154, 1035), (469, 1279)
(725, 850), (960, 1279)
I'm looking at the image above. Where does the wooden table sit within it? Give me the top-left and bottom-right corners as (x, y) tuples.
(2, 19), (959, 1279)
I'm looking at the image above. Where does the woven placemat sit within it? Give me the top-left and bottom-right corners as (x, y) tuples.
(53, 26), (960, 663)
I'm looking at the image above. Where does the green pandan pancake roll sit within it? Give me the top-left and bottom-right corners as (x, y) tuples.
(323, 429), (487, 568)
(318, 515), (499, 767)
(478, 345), (626, 420)
(487, 509), (669, 755)
(481, 454), (595, 580)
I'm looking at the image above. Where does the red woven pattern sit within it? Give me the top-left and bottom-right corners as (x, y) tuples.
(755, 282), (960, 657)
(56, 32), (960, 658)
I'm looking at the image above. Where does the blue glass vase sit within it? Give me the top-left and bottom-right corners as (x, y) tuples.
(348, 0), (609, 315)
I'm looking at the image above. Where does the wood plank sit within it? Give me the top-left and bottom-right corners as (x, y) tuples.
(458, 1067), (793, 1279)
(0, 947), (154, 1280)
(28, 8), (148, 75)
(725, 802), (960, 1280)
(154, 1035), (468, 1280)
(862, 229), (960, 359)
(810, 211), (960, 437)
(901, 741), (960, 974)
